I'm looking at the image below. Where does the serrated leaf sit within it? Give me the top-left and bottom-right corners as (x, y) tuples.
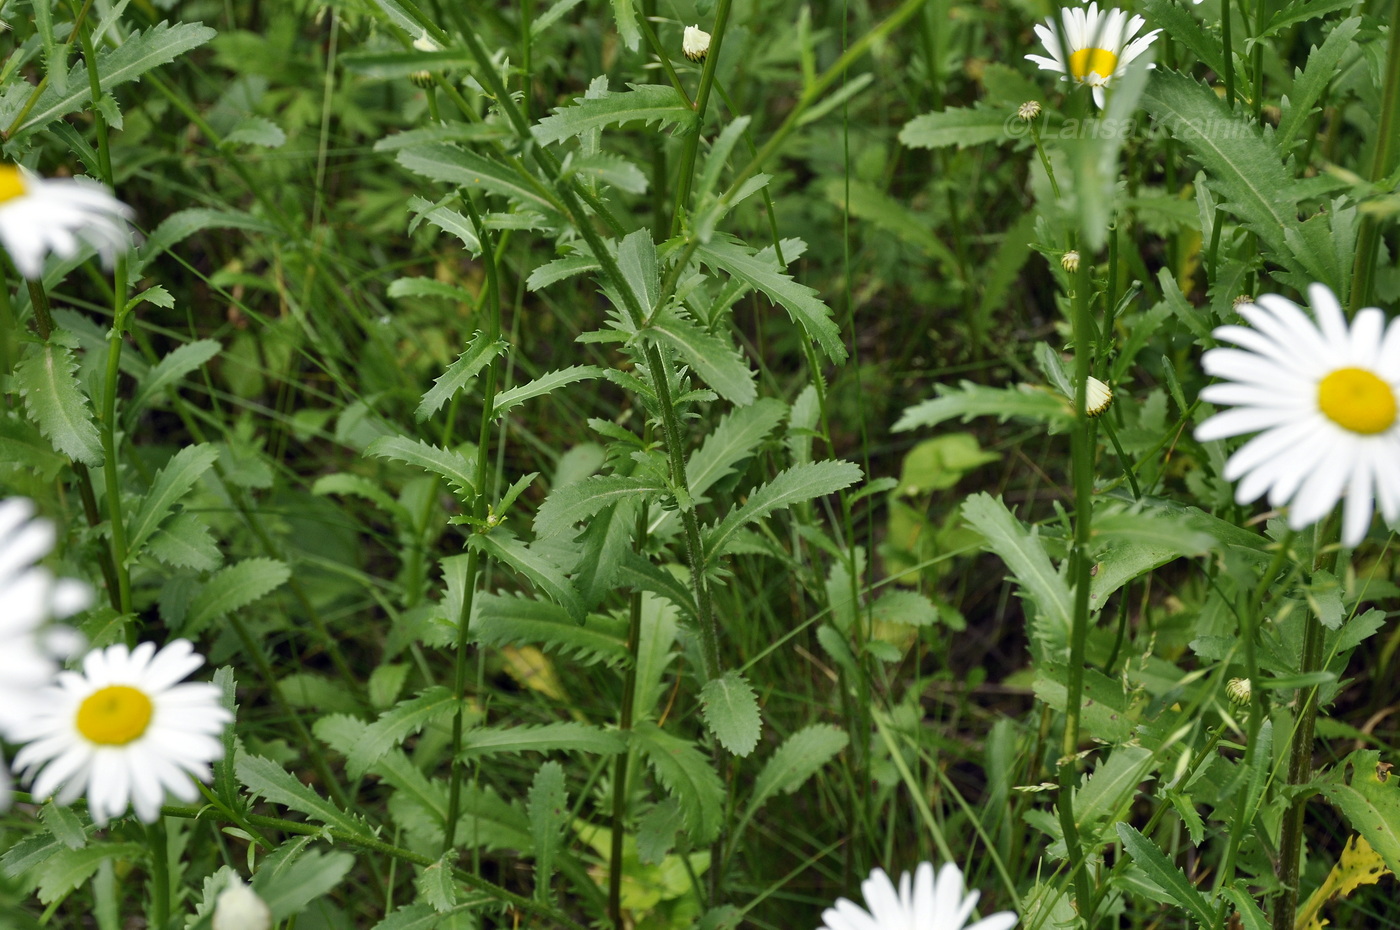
(1297, 834), (1392, 930)
(617, 228), (660, 315)
(365, 435), (477, 499)
(40, 803), (87, 851)
(13, 22), (218, 139)
(459, 722), (626, 759)
(128, 444), (220, 555)
(417, 333), (508, 421)
(743, 724), (849, 824)
(533, 83), (696, 146)
(1318, 751), (1400, 877)
(535, 475), (665, 537)
(962, 493), (1072, 651)
(371, 904), (442, 930)
(468, 534), (586, 622)
(223, 115), (286, 147)
(527, 761), (568, 900)
(387, 277), (476, 302)
(646, 311), (756, 405)
(397, 144), (557, 213)
(36, 844), (145, 905)
(182, 558), (290, 638)
(699, 671), (761, 756)
(136, 208), (279, 271)
(526, 253), (600, 291)
(473, 592), (628, 664)
(693, 235), (846, 362)
(704, 461), (863, 563)
(492, 365), (604, 418)
(611, 0), (640, 49)
(567, 151), (648, 194)
(1142, 0), (1225, 81)
(416, 856), (457, 913)
(633, 722), (725, 844)
(15, 339), (103, 465)
(311, 472), (413, 527)
(894, 381), (1073, 432)
(126, 339), (221, 423)
(253, 848), (356, 921)
(147, 511), (222, 571)
(574, 499), (640, 608)
(1276, 17), (1361, 152)
(236, 751), (369, 837)
(1115, 824), (1216, 926)
(1255, 0), (1355, 40)
(347, 687), (459, 777)
(899, 106), (1010, 150)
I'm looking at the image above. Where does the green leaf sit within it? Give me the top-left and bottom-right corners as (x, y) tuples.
(533, 83), (696, 146)
(1318, 751), (1400, 876)
(127, 444), (220, 555)
(126, 339), (221, 424)
(1276, 18), (1362, 153)
(236, 751), (370, 837)
(1075, 747), (1156, 845)
(15, 337), (103, 465)
(12, 22), (218, 139)
(468, 534), (586, 622)
(687, 398), (786, 499)
(1142, 0), (1225, 81)
(473, 592), (628, 664)
(527, 253), (600, 291)
(527, 762), (568, 899)
(365, 435), (477, 499)
(574, 499), (641, 608)
(312, 472), (414, 528)
(223, 115), (286, 148)
(1034, 665), (1139, 743)
(693, 235), (846, 362)
(40, 803), (87, 850)
(899, 106), (1010, 150)
(459, 722), (627, 759)
(348, 687), (460, 777)
(704, 460), (863, 562)
(1255, 0), (1356, 40)
(147, 511), (222, 571)
(492, 365), (605, 418)
(371, 904), (443, 930)
(387, 277), (476, 303)
(617, 229), (660, 316)
(610, 0), (640, 49)
(253, 847), (356, 921)
(397, 144), (558, 214)
(699, 671), (761, 756)
(646, 310), (756, 405)
(535, 475), (665, 537)
(1115, 824), (1216, 926)
(633, 722), (725, 844)
(183, 558), (290, 638)
(565, 151), (648, 194)
(416, 856), (457, 913)
(1141, 72), (1300, 264)
(745, 724), (848, 821)
(962, 493), (1072, 652)
(416, 333), (508, 421)
(36, 844), (145, 905)
(894, 381), (1073, 433)
(136, 208), (279, 271)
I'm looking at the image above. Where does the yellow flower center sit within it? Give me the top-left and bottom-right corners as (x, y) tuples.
(1317, 367), (1397, 435)
(1069, 47), (1119, 82)
(0, 165), (27, 203)
(76, 685), (154, 745)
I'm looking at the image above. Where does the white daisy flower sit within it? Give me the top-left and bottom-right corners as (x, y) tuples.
(683, 25), (711, 62)
(11, 639), (232, 825)
(818, 862), (1018, 930)
(0, 164), (134, 280)
(1025, 2), (1160, 108)
(1085, 376), (1113, 417)
(1195, 283), (1400, 548)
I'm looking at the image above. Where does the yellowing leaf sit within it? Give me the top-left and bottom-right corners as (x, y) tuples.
(1297, 834), (1392, 930)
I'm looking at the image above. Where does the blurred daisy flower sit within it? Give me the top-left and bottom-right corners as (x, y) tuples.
(818, 862), (1018, 930)
(1195, 283), (1400, 547)
(1026, 2), (1160, 108)
(0, 498), (90, 810)
(213, 875), (272, 930)
(12, 639), (232, 825)
(0, 165), (134, 280)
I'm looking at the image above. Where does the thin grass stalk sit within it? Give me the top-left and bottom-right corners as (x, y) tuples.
(443, 193), (503, 853)
(1348, 0), (1400, 313)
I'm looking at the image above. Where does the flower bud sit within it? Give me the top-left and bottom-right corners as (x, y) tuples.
(683, 25), (711, 62)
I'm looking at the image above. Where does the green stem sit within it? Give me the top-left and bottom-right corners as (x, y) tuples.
(609, 503), (648, 927)
(100, 261), (133, 615)
(669, 0), (732, 236)
(443, 194), (503, 853)
(146, 819), (170, 930)
(1349, 0), (1400, 313)
(1222, 0), (1237, 107)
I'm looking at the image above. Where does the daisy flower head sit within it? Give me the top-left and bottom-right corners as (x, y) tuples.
(1194, 283), (1400, 547)
(818, 862), (1018, 930)
(682, 25), (711, 62)
(11, 639), (232, 825)
(0, 165), (134, 280)
(1025, 2), (1160, 108)
(0, 497), (90, 737)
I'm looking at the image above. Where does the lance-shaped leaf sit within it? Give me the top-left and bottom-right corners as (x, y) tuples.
(704, 461), (863, 563)
(633, 722), (725, 844)
(365, 435), (477, 499)
(1318, 751), (1400, 876)
(747, 725), (848, 818)
(126, 339), (221, 424)
(417, 333), (508, 421)
(468, 534), (586, 622)
(645, 310), (756, 406)
(473, 592), (628, 664)
(699, 671), (761, 756)
(347, 687), (460, 777)
(894, 381), (1073, 433)
(236, 751), (370, 836)
(458, 722), (626, 759)
(534, 475), (665, 537)
(127, 444), (220, 555)
(397, 143), (558, 214)
(15, 337), (102, 466)
(1115, 824), (1216, 926)
(533, 83), (696, 146)
(492, 365), (604, 418)
(183, 558), (291, 638)
(963, 493), (1072, 651)
(528, 762), (568, 899)
(899, 106), (1011, 150)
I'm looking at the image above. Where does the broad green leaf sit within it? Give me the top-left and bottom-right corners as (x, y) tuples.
(473, 592), (628, 664)
(704, 461), (863, 563)
(183, 558), (290, 638)
(492, 365), (605, 418)
(744, 724), (848, 821)
(236, 751), (370, 837)
(15, 337), (102, 465)
(646, 311), (756, 405)
(13, 22), (218, 139)
(1282, 199), (1358, 298)
(253, 847), (356, 921)
(458, 722), (627, 759)
(416, 333), (508, 421)
(365, 435), (477, 499)
(126, 339), (221, 423)
(633, 722), (725, 844)
(127, 444), (220, 554)
(1115, 824), (1216, 926)
(962, 494), (1072, 650)
(416, 856), (456, 913)
(468, 534), (586, 622)
(36, 844), (145, 905)
(527, 762), (568, 899)
(1317, 751), (1400, 876)
(894, 381), (1073, 433)
(699, 671), (761, 756)
(1075, 747), (1156, 844)
(533, 83), (696, 146)
(40, 803), (86, 850)
(348, 687), (460, 777)
(693, 235), (846, 362)
(535, 475), (665, 537)
(899, 106), (1010, 150)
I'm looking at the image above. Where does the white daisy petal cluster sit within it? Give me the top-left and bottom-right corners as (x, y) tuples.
(682, 25), (711, 62)
(1195, 283), (1400, 547)
(819, 862), (1018, 930)
(11, 639), (233, 825)
(1026, 2), (1160, 108)
(0, 164), (134, 280)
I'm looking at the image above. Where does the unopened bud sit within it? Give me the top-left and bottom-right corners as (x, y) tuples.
(1226, 677), (1251, 706)
(1061, 250), (1080, 273)
(683, 25), (711, 62)
(1018, 100), (1042, 121)
(1085, 376), (1112, 417)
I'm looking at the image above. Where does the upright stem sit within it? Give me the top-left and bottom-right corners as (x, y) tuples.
(609, 503), (649, 927)
(100, 260), (133, 615)
(1349, 0), (1400, 313)
(669, 0), (733, 236)
(146, 819), (170, 930)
